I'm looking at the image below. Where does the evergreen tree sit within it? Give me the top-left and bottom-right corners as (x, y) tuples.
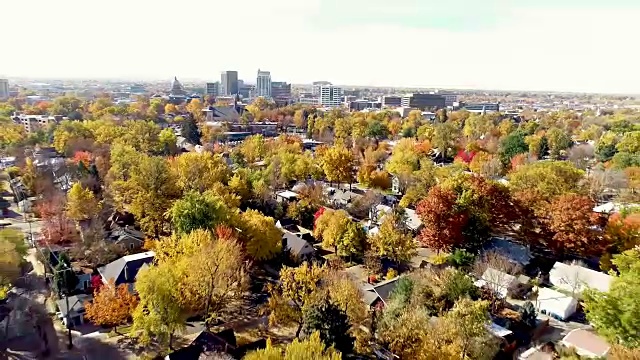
(302, 299), (354, 355)
(54, 253), (78, 295)
(181, 116), (201, 145)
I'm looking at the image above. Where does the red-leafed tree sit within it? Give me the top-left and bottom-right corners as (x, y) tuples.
(416, 186), (468, 252)
(541, 194), (603, 256)
(72, 151), (92, 167)
(36, 196), (80, 245)
(454, 150), (476, 164)
(90, 275), (104, 292)
(313, 207), (326, 230)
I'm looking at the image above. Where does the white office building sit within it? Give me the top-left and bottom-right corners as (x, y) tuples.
(0, 79), (8, 99)
(319, 85), (343, 108)
(256, 69), (272, 98)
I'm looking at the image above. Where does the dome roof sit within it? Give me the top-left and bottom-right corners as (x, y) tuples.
(170, 76), (186, 95)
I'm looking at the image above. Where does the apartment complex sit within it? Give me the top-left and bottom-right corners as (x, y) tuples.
(220, 71), (238, 96)
(0, 79), (8, 99)
(13, 114), (62, 133)
(319, 85), (344, 108)
(381, 96), (402, 107)
(256, 70), (272, 98)
(401, 93), (446, 110)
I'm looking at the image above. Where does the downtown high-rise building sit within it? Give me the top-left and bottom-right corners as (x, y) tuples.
(256, 69), (272, 98)
(0, 79), (8, 99)
(205, 82), (220, 96)
(220, 71), (238, 96)
(319, 84), (344, 108)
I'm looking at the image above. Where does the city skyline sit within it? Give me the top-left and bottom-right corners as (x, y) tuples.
(4, 0), (640, 94)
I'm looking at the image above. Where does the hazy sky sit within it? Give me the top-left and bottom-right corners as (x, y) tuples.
(4, 0), (640, 93)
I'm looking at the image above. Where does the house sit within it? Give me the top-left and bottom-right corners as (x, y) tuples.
(361, 277), (402, 308)
(57, 294), (92, 328)
(165, 329), (266, 360)
(475, 268), (519, 298)
(202, 105), (241, 123)
(549, 262), (612, 294)
(282, 232), (315, 261)
(391, 175), (401, 195)
(483, 237), (533, 267)
(97, 251), (155, 286)
(537, 287), (578, 321)
(403, 208), (422, 232)
(561, 329), (610, 358)
(106, 225), (145, 251)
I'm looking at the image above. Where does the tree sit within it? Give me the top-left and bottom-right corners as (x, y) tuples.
(66, 182), (100, 222)
(119, 120), (161, 154)
(128, 156), (180, 238)
(239, 135), (265, 164)
(186, 98), (204, 121)
(168, 191), (232, 235)
(542, 194), (602, 256)
(416, 186), (467, 252)
(314, 209), (365, 259)
(320, 145), (355, 186)
(266, 262), (327, 338)
(302, 299), (354, 355)
(54, 253), (79, 295)
(161, 229), (249, 326)
(171, 152), (231, 193)
(38, 197), (81, 245)
(244, 332), (341, 360)
(584, 248), (640, 348)
(181, 116), (201, 145)
(469, 151), (503, 178)
(133, 263), (186, 348)
(0, 229), (27, 298)
(508, 161), (584, 203)
(499, 130), (528, 166)
(85, 279), (138, 332)
(432, 122), (459, 159)
(53, 120), (92, 155)
(546, 127), (572, 159)
(369, 213), (416, 264)
(385, 138), (423, 184)
(158, 128), (178, 156)
(616, 131), (640, 154)
(235, 209), (282, 261)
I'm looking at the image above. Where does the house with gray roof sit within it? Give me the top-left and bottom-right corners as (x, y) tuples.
(57, 294), (92, 328)
(282, 232), (315, 262)
(98, 251), (155, 286)
(361, 276), (402, 308)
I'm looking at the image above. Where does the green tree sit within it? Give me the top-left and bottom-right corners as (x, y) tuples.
(168, 191), (231, 235)
(0, 229), (27, 298)
(158, 128), (178, 156)
(584, 248), (640, 348)
(499, 130), (528, 166)
(54, 253), (78, 295)
(180, 116), (201, 145)
(302, 299), (354, 355)
(546, 127), (572, 159)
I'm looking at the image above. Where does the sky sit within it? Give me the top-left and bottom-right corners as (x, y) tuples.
(3, 0), (640, 93)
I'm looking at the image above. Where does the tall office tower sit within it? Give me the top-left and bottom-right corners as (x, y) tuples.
(319, 84), (344, 108)
(205, 82), (220, 96)
(256, 69), (272, 98)
(220, 71), (239, 96)
(0, 79), (9, 99)
(312, 80), (332, 96)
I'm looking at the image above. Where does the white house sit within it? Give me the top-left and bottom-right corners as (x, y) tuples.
(549, 262), (612, 295)
(537, 287), (578, 321)
(282, 232), (315, 261)
(561, 329), (611, 358)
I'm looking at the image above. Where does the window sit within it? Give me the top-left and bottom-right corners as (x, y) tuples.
(129, 243), (135, 250)
(83, 280), (90, 290)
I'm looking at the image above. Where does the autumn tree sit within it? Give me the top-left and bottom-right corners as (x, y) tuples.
(38, 197), (80, 245)
(53, 120), (92, 155)
(170, 151), (230, 191)
(133, 263), (186, 348)
(127, 155), (180, 238)
(536, 194), (602, 256)
(158, 128), (178, 156)
(66, 182), (101, 222)
(508, 160), (585, 203)
(369, 211), (416, 264)
(85, 279), (138, 333)
(267, 262), (327, 337)
(584, 248), (640, 348)
(244, 332), (341, 360)
(416, 186), (467, 252)
(320, 145), (355, 186)
(314, 209), (365, 259)
(0, 229), (27, 298)
(546, 127), (572, 159)
(235, 209), (282, 261)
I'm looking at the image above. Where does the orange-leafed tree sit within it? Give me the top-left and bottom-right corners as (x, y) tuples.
(72, 151), (92, 167)
(605, 212), (640, 253)
(542, 194), (603, 256)
(416, 186), (467, 252)
(85, 279), (138, 333)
